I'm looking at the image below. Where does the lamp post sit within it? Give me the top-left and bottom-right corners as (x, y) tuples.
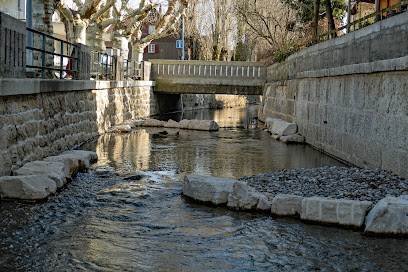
(181, 15), (185, 60)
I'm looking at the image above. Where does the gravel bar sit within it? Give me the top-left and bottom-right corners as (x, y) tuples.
(239, 166), (408, 204)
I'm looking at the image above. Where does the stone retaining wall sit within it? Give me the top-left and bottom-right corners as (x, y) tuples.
(0, 80), (157, 176)
(182, 94), (261, 111)
(260, 13), (408, 178)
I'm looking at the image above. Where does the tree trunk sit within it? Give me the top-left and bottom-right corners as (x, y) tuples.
(73, 18), (88, 44)
(86, 21), (106, 53)
(325, 0), (337, 38)
(313, 0), (321, 42)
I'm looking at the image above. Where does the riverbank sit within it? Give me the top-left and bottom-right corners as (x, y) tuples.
(240, 166), (408, 205)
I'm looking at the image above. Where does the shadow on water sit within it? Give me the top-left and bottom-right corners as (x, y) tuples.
(1, 105), (408, 271)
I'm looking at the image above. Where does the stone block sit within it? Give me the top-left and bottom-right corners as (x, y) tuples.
(13, 161), (69, 188)
(182, 175), (235, 205)
(227, 181), (269, 210)
(271, 194), (303, 216)
(301, 197), (372, 227)
(269, 119), (298, 136)
(365, 195), (408, 235)
(44, 150), (97, 175)
(142, 119), (166, 127)
(0, 175), (57, 200)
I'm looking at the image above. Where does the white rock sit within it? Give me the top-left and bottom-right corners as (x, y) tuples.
(301, 197), (372, 227)
(183, 175), (235, 205)
(178, 119), (192, 129)
(365, 195), (408, 234)
(271, 194), (303, 216)
(118, 121), (137, 129)
(257, 195), (272, 211)
(58, 150), (98, 169)
(269, 120), (297, 136)
(112, 125), (132, 132)
(142, 119), (166, 127)
(44, 150), (98, 174)
(280, 134), (305, 144)
(128, 119), (145, 126)
(190, 120), (219, 131)
(0, 175), (57, 200)
(227, 181), (268, 210)
(164, 119), (180, 128)
(14, 161), (69, 188)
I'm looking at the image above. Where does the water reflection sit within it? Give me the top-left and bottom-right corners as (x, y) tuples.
(85, 106), (345, 179)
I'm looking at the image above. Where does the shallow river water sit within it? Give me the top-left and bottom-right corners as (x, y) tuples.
(1, 105), (408, 271)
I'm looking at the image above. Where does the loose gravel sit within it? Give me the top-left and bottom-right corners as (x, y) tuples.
(239, 166), (408, 204)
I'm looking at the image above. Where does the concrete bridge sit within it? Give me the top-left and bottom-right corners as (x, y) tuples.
(149, 60), (267, 95)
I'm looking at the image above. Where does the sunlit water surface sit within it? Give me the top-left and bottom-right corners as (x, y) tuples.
(1, 105), (407, 271)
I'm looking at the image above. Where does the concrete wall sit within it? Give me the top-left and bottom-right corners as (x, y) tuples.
(261, 13), (408, 178)
(149, 59), (266, 95)
(0, 79), (158, 176)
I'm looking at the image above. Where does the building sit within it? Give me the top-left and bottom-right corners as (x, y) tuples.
(141, 8), (181, 61)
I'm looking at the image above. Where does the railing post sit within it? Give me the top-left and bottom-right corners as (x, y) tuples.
(114, 55), (123, 80)
(73, 43), (91, 80)
(0, 11), (26, 78)
(143, 61), (151, 81)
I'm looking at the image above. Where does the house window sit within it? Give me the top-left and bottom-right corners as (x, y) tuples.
(148, 25), (155, 34)
(148, 44), (156, 53)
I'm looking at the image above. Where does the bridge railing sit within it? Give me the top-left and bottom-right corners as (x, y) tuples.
(149, 60), (266, 81)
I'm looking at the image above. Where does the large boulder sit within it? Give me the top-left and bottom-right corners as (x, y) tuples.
(227, 181), (271, 211)
(142, 119), (166, 127)
(301, 197), (372, 227)
(365, 195), (408, 235)
(0, 175), (57, 200)
(269, 120), (297, 137)
(183, 175), (235, 205)
(190, 120), (219, 131)
(164, 119), (181, 128)
(178, 119), (192, 129)
(271, 194), (303, 216)
(44, 150), (98, 174)
(109, 124), (132, 133)
(13, 161), (69, 188)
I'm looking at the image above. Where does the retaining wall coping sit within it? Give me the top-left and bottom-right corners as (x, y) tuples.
(0, 79), (155, 96)
(149, 59), (265, 67)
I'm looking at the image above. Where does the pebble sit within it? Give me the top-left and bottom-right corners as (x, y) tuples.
(239, 166), (408, 204)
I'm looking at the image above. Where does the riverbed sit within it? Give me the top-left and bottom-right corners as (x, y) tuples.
(1, 105), (407, 271)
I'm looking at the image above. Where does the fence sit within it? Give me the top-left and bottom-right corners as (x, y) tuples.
(154, 61), (263, 79)
(26, 27), (79, 79)
(318, 1), (407, 42)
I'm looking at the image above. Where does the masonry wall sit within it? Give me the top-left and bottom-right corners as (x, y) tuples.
(0, 80), (157, 176)
(260, 13), (408, 178)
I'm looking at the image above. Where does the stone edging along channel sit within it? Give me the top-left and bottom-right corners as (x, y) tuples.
(182, 175), (408, 236)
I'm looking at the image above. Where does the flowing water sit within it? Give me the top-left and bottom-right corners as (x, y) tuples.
(1, 105), (408, 271)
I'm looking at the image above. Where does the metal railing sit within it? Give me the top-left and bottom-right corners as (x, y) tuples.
(90, 51), (115, 80)
(26, 28), (79, 79)
(124, 60), (143, 80)
(318, 1), (407, 42)
(155, 63), (263, 78)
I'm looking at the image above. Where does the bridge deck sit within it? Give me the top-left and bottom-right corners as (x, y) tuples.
(149, 60), (266, 95)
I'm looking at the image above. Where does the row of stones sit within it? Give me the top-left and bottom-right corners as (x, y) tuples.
(183, 175), (408, 235)
(0, 150), (98, 200)
(110, 118), (220, 133)
(264, 118), (305, 144)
